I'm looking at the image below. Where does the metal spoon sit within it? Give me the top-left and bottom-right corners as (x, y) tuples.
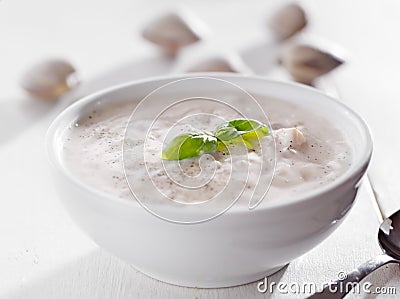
(308, 209), (400, 298)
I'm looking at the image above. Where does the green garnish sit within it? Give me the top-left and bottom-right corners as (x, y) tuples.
(161, 132), (217, 161)
(214, 119), (269, 150)
(162, 119), (269, 161)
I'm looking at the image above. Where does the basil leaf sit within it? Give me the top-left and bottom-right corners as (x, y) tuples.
(214, 119), (269, 150)
(216, 139), (253, 153)
(214, 126), (241, 141)
(161, 119), (268, 160)
(162, 132), (217, 161)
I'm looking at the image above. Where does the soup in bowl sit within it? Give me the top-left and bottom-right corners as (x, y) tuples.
(46, 74), (372, 287)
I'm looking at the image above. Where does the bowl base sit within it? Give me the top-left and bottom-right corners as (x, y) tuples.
(133, 263), (288, 289)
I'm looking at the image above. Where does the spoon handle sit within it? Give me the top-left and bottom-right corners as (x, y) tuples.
(307, 254), (398, 298)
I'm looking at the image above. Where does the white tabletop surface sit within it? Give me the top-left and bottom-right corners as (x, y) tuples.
(2, 0), (400, 298)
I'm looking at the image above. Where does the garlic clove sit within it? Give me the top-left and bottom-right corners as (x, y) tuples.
(142, 12), (205, 56)
(269, 3), (307, 41)
(281, 43), (345, 85)
(20, 59), (79, 100)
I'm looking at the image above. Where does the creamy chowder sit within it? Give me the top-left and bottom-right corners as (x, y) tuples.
(61, 94), (352, 204)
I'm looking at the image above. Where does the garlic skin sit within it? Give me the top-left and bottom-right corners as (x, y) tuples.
(269, 3), (307, 41)
(281, 44), (344, 85)
(20, 59), (79, 100)
(142, 12), (204, 56)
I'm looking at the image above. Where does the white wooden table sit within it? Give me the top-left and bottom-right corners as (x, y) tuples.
(1, 0), (400, 298)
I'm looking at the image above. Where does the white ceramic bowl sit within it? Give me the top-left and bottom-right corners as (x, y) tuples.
(46, 74), (372, 288)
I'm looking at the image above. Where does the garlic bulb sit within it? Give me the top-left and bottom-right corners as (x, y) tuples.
(142, 12), (204, 56)
(281, 44), (344, 85)
(269, 3), (307, 41)
(20, 59), (79, 100)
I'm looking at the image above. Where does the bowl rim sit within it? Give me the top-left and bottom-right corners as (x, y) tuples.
(46, 72), (373, 213)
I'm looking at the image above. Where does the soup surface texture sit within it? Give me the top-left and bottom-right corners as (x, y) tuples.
(61, 94), (352, 204)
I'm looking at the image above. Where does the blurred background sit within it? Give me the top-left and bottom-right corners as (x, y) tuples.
(1, 0), (400, 298)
